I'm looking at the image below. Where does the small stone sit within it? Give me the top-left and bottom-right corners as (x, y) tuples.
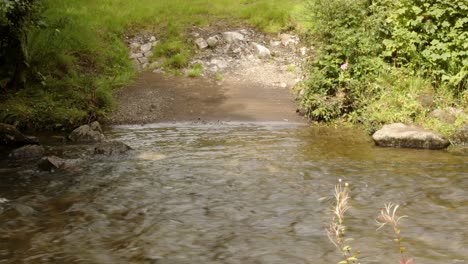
(194, 37), (208, 49)
(251, 42), (271, 58)
(138, 57), (149, 64)
(222, 31), (244, 43)
(129, 53), (143, 59)
(150, 36), (156, 42)
(300, 47), (307, 56)
(280, 33), (298, 46)
(280, 83), (287, 88)
(129, 42), (140, 50)
(140, 43), (152, 53)
(270, 40), (281, 47)
(143, 51), (153, 57)
(206, 36), (219, 47)
(210, 58), (228, 69)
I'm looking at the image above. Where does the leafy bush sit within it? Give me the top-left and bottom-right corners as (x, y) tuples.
(377, 0), (468, 90)
(302, 0), (384, 121)
(302, 0), (467, 135)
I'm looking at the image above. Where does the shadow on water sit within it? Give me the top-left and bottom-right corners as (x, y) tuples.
(0, 122), (466, 263)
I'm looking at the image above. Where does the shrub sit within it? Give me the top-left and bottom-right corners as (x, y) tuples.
(302, 0), (467, 135)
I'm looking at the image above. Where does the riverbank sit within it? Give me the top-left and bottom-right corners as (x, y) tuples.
(0, 0), (303, 130)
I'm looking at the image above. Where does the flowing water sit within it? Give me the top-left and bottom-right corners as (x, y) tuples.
(0, 122), (467, 264)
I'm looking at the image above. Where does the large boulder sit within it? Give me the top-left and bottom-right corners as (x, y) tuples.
(10, 145), (45, 160)
(372, 123), (450, 149)
(93, 141), (132, 156)
(0, 123), (38, 147)
(68, 121), (105, 143)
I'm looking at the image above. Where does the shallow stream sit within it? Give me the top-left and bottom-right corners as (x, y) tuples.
(0, 122), (467, 263)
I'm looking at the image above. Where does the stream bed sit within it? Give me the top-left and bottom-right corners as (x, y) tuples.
(0, 122), (467, 263)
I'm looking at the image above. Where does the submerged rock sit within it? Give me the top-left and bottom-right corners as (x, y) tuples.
(372, 123), (450, 149)
(0, 123), (38, 147)
(37, 156), (81, 171)
(68, 121), (105, 143)
(93, 141), (132, 156)
(10, 145), (45, 160)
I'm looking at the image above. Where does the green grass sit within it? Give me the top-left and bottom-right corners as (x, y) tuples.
(187, 63), (204, 78)
(0, 0), (301, 130)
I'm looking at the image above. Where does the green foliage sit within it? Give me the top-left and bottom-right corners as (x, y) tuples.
(303, 0), (384, 121)
(0, 0), (300, 129)
(187, 63), (203, 77)
(377, 0), (468, 90)
(302, 0), (467, 136)
(0, 0), (43, 90)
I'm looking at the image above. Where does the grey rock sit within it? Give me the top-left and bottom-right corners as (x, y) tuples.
(280, 33), (298, 46)
(129, 42), (140, 50)
(129, 53), (143, 59)
(269, 40), (281, 47)
(194, 38), (208, 49)
(140, 43), (153, 53)
(94, 141), (132, 156)
(372, 123), (450, 149)
(143, 51), (153, 57)
(300, 47), (307, 56)
(252, 42), (271, 58)
(210, 58), (228, 69)
(69, 121), (105, 143)
(10, 145), (45, 160)
(206, 36), (219, 47)
(0, 123), (38, 147)
(37, 156), (80, 171)
(451, 125), (468, 145)
(149, 36), (156, 42)
(138, 57), (149, 64)
(37, 156), (65, 171)
(429, 108), (462, 124)
(222, 31), (244, 43)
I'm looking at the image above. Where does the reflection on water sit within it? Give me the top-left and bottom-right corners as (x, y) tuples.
(0, 122), (467, 264)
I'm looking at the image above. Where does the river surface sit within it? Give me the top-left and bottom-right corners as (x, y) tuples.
(0, 122), (467, 264)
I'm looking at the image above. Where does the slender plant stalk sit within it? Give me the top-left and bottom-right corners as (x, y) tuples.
(326, 179), (359, 264)
(376, 203), (414, 264)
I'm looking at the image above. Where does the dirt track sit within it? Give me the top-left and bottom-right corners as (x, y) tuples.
(109, 70), (305, 124)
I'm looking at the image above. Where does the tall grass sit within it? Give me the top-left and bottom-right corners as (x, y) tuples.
(1, 0), (301, 130)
